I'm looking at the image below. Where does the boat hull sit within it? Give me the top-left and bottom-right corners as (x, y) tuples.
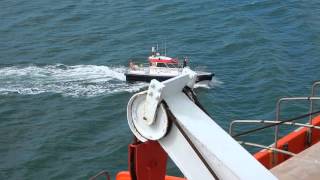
(125, 72), (214, 83)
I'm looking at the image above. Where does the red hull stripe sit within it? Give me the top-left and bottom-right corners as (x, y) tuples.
(116, 171), (186, 180)
(149, 58), (178, 63)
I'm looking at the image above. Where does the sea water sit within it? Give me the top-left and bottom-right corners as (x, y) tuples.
(1, 0), (320, 179)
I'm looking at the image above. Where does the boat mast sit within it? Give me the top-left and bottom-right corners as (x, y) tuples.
(156, 43), (159, 54)
(164, 40), (167, 56)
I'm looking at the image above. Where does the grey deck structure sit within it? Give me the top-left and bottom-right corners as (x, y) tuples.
(271, 142), (320, 180)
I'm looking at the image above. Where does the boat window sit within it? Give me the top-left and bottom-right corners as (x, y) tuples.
(156, 63), (167, 67)
(168, 63), (178, 68)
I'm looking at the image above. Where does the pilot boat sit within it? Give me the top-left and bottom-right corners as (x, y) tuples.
(125, 47), (214, 83)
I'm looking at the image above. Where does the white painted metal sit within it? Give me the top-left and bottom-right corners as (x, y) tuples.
(148, 66), (181, 76)
(160, 123), (215, 180)
(164, 92), (277, 180)
(142, 68), (196, 125)
(127, 91), (169, 141)
(127, 91), (148, 142)
(182, 68), (197, 88)
(128, 92), (217, 179)
(144, 80), (165, 125)
(127, 70), (277, 180)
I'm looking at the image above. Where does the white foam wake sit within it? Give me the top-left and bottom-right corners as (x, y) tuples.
(194, 77), (223, 89)
(0, 64), (220, 97)
(0, 64), (147, 97)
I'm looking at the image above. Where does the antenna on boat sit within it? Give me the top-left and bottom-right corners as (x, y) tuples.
(164, 40), (167, 56)
(156, 43), (159, 53)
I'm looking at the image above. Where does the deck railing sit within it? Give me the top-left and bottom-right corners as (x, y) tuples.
(229, 81), (320, 165)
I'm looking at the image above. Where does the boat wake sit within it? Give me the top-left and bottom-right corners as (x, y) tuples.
(194, 77), (223, 89)
(0, 64), (221, 97)
(0, 64), (147, 97)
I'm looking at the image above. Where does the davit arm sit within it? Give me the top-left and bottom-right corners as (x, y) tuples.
(127, 69), (277, 180)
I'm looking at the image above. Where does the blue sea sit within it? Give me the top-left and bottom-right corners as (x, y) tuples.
(1, 0), (320, 179)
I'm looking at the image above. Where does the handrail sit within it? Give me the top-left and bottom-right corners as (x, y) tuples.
(229, 81), (320, 167)
(238, 141), (296, 157)
(309, 81), (320, 123)
(231, 110), (320, 139)
(229, 119), (320, 136)
(274, 97), (320, 164)
(275, 97), (320, 146)
(306, 81), (320, 146)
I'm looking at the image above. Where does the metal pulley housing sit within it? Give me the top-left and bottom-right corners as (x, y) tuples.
(127, 91), (169, 142)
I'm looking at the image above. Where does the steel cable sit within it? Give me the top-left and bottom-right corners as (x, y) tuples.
(232, 110), (320, 138)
